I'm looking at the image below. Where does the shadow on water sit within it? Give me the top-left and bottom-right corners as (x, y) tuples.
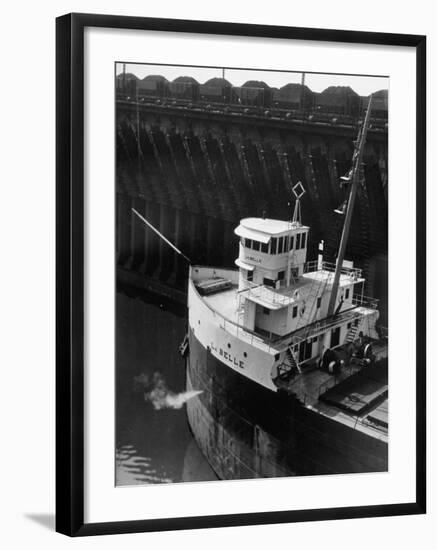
(116, 286), (217, 485)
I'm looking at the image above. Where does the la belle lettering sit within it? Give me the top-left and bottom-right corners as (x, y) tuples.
(246, 255), (262, 264)
(210, 342), (244, 369)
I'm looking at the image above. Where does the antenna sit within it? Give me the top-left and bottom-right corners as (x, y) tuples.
(291, 181), (306, 226)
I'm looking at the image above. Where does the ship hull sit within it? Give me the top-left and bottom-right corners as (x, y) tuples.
(186, 329), (387, 480)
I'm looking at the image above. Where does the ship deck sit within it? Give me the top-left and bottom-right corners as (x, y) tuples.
(236, 268), (364, 311)
(201, 278), (376, 352)
(203, 284), (241, 325)
(276, 358), (388, 443)
(201, 284), (280, 354)
(193, 267), (388, 443)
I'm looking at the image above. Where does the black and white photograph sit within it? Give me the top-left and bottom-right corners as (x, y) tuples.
(115, 62), (389, 485)
(0, 0), (431, 546)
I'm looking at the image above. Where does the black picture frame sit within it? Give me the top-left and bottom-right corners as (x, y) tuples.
(56, 12), (426, 537)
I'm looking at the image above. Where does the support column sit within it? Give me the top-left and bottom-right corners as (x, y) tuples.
(158, 203), (175, 282)
(174, 208), (186, 287)
(117, 193), (131, 267)
(139, 199), (151, 274)
(144, 201), (161, 277)
(125, 196), (145, 271)
(115, 192), (123, 263)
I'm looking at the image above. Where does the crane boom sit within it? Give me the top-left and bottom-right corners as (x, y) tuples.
(326, 96), (374, 317)
(131, 208), (191, 264)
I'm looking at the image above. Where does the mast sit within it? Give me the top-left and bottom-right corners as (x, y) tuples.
(286, 182), (305, 286)
(326, 95), (373, 316)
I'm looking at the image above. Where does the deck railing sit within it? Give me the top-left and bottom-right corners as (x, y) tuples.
(191, 266), (378, 353)
(239, 279), (292, 307)
(270, 308), (369, 348)
(304, 260), (362, 280)
(352, 293), (379, 309)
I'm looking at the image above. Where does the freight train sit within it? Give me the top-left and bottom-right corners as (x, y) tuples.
(116, 73), (388, 123)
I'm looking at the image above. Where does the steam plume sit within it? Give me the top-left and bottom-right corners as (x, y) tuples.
(134, 372), (202, 410)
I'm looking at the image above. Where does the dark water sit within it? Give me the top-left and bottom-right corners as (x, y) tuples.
(115, 287), (217, 485)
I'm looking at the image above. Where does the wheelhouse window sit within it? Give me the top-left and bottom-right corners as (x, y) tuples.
(247, 270), (253, 282)
(261, 241), (269, 253)
(278, 271), (285, 281)
(245, 238), (252, 249)
(292, 305), (298, 318)
(252, 240), (260, 251)
(263, 278), (275, 288)
(270, 237), (277, 254)
(301, 232), (306, 249)
(278, 236), (284, 253)
(296, 233), (301, 249)
(262, 307), (270, 315)
(289, 235), (294, 251)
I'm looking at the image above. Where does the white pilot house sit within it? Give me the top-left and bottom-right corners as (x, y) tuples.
(233, 201), (377, 357)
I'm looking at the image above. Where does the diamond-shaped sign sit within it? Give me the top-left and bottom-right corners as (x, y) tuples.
(292, 181), (306, 199)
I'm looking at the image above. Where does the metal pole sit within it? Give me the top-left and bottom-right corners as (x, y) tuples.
(300, 72), (305, 110)
(132, 208), (191, 263)
(327, 95), (373, 317)
(136, 84), (142, 163)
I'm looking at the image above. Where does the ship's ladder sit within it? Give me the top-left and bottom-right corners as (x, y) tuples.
(236, 292), (245, 318)
(345, 309), (376, 344)
(277, 346), (301, 379)
(345, 322), (360, 344)
(286, 346), (302, 374)
(345, 308), (377, 344)
(287, 247), (299, 285)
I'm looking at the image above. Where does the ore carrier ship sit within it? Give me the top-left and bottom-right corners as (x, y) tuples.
(133, 96), (388, 479)
(184, 96), (388, 479)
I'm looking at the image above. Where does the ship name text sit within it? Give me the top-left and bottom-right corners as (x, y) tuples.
(246, 255), (262, 264)
(210, 342), (245, 369)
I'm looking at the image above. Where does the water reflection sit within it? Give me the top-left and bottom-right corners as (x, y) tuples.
(116, 445), (172, 485)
